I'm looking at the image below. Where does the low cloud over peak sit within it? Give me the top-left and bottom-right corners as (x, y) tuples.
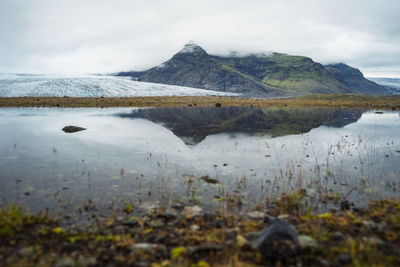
(0, 0), (399, 77)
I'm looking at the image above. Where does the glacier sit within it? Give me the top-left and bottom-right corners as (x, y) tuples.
(0, 74), (239, 97)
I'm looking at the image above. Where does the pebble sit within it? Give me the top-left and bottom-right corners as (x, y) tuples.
(148, 219), (165, 228)
(277, 214), (289, 220)
(298, 235), (318, 249)
(182, 205), (202, 218)
(338, 253), (351, 265)
(18, 247), (34, 257)
(189, 242), (224, 256)
(236, 235), (248, 247)
(362, 236), (384, 246)
(247, 211), (265, 220)
(77, 256), (96, 266)
(362, 219), (377, 230)
(255, 221), (299, 260)
(191, 224), (200, 231)
(130, 243), (168, 257)
(332, 231), (344, 241)
(139, 202), (159, 213)
(55, 258), (76, 267)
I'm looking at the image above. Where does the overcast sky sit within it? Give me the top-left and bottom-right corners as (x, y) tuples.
(0, 0), (399, 77)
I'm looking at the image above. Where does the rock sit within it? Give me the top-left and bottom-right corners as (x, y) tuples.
(338, 253), (351, 265)
(332, 231), (344, 241)
(62, 126), (86, 133)
(362, 220), (377, 230)
(362, 236), (385, 246)
(277, 214), (289, 220)
(147, 219), (165, 228)
(191, 224), (200, 231)
(122, 220), (139, 228)
(247, 211), (265, 220)
(77, 256), (96, 266)
(129, 243), (168, 257)
(189, 242), (224, 257)
(376, 221), (387, 232)
(340, 200), (350, 210)
(55, 258), (76, 267)
(263, 214), (277, 224)
(317, 257), (331, 266)
(158, 207), (178, 221)
(18, 247), (34, 257)
(236, 235), (248, 248)
(139, 202), (159, 213)
(255, 221), (299, 260)
(245, 231), (263, 249)
(298, 235), (318, 249)
(182, 205), (202, 218)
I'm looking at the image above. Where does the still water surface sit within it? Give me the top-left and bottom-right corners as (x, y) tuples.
(0, 107), (399, 217)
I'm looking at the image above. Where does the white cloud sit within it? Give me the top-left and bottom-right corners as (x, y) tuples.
(0, 0), (399, 76)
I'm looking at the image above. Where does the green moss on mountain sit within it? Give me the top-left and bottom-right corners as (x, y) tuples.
(118, 43), (389, 96)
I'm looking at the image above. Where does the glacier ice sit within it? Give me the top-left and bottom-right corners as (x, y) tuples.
(0, 74), (240, 97)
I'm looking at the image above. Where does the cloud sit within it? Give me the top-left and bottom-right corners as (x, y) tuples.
(0, 0), (399, 76)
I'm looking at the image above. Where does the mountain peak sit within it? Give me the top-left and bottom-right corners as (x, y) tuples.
(177, 42), (206, 54)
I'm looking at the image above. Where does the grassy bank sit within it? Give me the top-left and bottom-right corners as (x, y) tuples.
(0, 94), (400, 110)
(1, 192), (399, 266)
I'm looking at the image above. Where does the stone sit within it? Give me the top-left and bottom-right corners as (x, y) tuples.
(55, 258), (76, 267)
(189, 242), (224, 257)
(191, 224), (200, 231)
(236, 235), (248, 248)
(62, 126), (86, 133)
(298, 235), (318, 249)
(130, 243), (168, 257)
(18, 247), (34, 257)
(255, 221), (299, 260)
(247, 211), (265, 220)
(338, 253), (351, 265)
(277, 214), (289, 220)
(77, 256), (96, 266)
(182, 205), (202, 218)
(362, 236), (385, 246)
(332, 231), (344, 241)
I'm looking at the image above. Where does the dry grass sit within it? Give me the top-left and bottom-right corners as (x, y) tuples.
(0, 94), (399, 110)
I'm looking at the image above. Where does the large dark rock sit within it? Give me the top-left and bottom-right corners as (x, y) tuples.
(117, 42), (389, 96)
(255, 220), (300, 260)
(62, 126), (86, 133)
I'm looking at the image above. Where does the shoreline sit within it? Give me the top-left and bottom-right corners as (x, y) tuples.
(0, 94), (400, 110)
(1, 194), (399, 266)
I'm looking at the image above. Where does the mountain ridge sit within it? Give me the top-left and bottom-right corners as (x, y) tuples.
(117, 43), (389, 97)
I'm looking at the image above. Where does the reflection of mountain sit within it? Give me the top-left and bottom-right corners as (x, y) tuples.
(119, 107), (363, 145)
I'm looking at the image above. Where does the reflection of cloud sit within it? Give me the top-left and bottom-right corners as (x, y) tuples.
(358, 111), (400, 125)
(0, 0), (399, 75)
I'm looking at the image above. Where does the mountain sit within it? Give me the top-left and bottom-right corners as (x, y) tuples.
(117, 43), (389, 96)
(325, 63), (387, 94)
(118, 106), (363, 145)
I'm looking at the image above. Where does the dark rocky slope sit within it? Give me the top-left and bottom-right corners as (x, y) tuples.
(118, 43), (388, 96)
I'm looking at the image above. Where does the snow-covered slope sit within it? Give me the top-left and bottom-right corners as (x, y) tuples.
(0, 74), (239, 97)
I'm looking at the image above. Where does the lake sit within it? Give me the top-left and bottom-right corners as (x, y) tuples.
(0, 107), (399, 222)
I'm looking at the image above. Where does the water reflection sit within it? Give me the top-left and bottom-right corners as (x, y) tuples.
(0, 107), (398, 219)
(118, 107), (363, 145)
